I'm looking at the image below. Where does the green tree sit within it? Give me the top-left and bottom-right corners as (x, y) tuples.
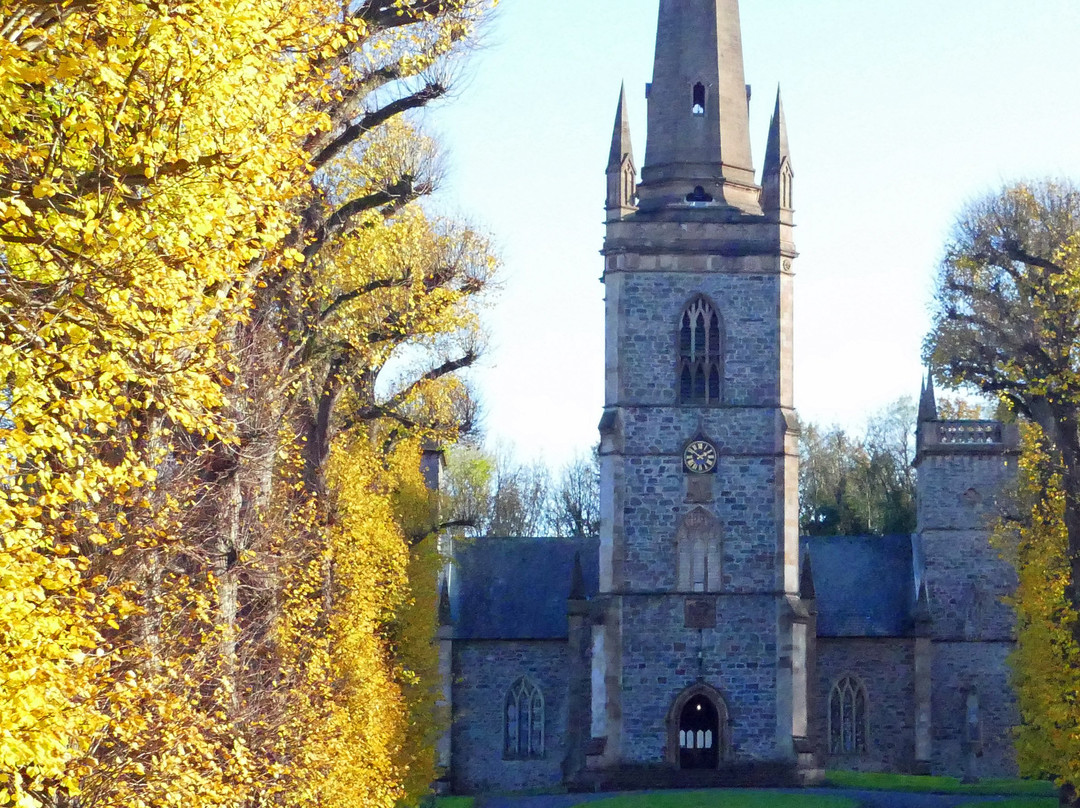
(441, 445), (600, 539)
(550, 449), (601, 538)
(798, 398), (917, 536)
(926, 179), (1080, 802)
(442, 445), (551, 537)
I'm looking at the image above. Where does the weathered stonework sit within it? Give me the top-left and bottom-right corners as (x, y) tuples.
(930, 642), (1018, 778)
(815, 639), (917, 772)
(451, 641), (571, 794)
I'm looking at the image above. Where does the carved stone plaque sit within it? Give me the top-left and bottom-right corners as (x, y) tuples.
(685, 475), (713, 504)
(685, 597), (717, 629)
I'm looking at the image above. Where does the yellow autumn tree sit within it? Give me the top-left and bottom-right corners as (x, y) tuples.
(0, 0), (497, 806)
(994, 424), (1080, 793)
(0, 1), (330, 802)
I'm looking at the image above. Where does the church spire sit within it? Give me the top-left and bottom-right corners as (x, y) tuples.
(761, 86), (793, 221)
(606, 83), (637, 222)
(638, 0), (759, 213)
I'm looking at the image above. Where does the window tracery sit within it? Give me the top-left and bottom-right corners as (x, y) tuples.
(829, 675), (868, 755)
(504, 677), (545, 759)
(679, 298), (723, 406)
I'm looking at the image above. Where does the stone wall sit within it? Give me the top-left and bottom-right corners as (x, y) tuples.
(930, 641), (1018, 778)
(918, 448), (1018, 642)
(615, 271), (781, 408)
(451, 641), (570, 794)
(916, 428), (1019, 777)
(617, 594), (780, 763)
(921, 528), (1016, 641)
(616, 455), (783, 593)
(815, 638), (917, 773)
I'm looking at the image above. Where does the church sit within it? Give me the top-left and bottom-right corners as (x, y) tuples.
(433, 0), (1021, 794)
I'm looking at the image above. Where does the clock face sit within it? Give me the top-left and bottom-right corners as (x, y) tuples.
(683, 440), (717, 474)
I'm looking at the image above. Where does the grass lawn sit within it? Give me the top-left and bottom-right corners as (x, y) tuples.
(959, 801), (1058, 808)
(431, 799), (474, 808)
(824, 770), (1057, 797)
(586, 791), (857, 808)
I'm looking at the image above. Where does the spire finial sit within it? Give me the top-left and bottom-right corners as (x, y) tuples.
(438, 577), (453, 626)
(569, 551), (586, 601)
(606, 83), (637, 221)
(761, 85), (793, 217)
(638, 0), (760, 213)
(608, 82), (633, 171)
(919, 371), (939, 422)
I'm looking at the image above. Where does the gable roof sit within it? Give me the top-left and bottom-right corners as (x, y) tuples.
(449, 536), (600, 641)
(801, 534), (920, 638)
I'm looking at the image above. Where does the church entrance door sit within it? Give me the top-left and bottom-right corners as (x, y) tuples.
(678, 694), (720, 770)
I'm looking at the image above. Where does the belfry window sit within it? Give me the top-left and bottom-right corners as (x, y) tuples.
(678, 297), (723, 406)
(504, 677), (545, 759)
(692, 82), (706, 115)
(829, 676), (868, 755)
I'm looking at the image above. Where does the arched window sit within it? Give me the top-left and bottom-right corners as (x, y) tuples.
(678, 298), (723, 405)
(692, 82), (706, 115)
(829, 676), (868, 755)
(676, 508), (722, 592)
(781, 160), (794, 209)
(504, 677), (545, 759)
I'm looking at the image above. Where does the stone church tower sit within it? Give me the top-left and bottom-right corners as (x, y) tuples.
(592, 0), (813, 783)
(434, 1), (1022, 794)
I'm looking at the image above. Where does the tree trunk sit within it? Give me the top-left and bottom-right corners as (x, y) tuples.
(1058, 435), (1080, 647)
(1060, 782), (1077, 806)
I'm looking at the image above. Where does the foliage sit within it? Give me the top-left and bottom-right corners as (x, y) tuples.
(549, 449), (601, 539)
(991, 424), (1080, 792)
(0, 0), (497, 806)
(441, 445), (600, 538)
(823, 770), (1056, 796)
(798, 398), (917, 536)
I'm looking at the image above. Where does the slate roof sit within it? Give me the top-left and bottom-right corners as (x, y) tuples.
(801, 534), (922, 638)
(449, 536), (600, 640)
(449, 533), (920, 641)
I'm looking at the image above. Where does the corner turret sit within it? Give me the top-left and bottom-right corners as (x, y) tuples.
(761, 87), (793, 224)
(606, 83), (638, 222)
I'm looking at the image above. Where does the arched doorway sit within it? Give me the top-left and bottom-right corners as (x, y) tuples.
(667, 684), (728, 770)
(678, 694), (720, 769)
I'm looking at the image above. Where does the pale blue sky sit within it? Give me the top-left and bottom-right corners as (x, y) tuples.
(423, 1), (1080, 470)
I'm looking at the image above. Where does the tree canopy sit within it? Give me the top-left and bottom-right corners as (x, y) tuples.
(441, 445), (601, 538)
(0, 1), (497, 806)
(798, 398), (917, 537)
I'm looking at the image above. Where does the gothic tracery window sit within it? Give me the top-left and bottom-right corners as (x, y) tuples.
(504, 677), (545, 759)
(829, 676), (868, 755)
(679, 298), (723, 405)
